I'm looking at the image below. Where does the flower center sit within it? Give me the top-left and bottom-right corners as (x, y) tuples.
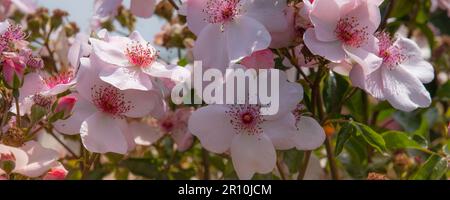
(32, 94), (55, 109)
(226, 105), (263, 136)
(1, 24), (26, 42)
(43, 71), (74, 89)
(203, 0), (240, 24)
(125, 41), (158, 67)
(91, 85), (132, 116)
(335, 17), (369, 48)
(376, 32), (406, 69)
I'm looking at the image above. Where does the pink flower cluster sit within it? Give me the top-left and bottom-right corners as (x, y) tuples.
(0, 0), (439, 180)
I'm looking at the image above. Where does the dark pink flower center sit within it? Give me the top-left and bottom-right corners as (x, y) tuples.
(91, 85), (132, 116)
(125, 41), (158, 67)
(226, 105), (263, 136)
(43, 71), (74, 89)
(335, 17), (369, 48)
(203, 0), (240, 24)
(376, 32), (406, 68)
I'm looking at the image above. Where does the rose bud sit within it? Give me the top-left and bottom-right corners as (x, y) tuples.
(43, 164), (68, 180)
(2, 53), (25, 88)
(54, 96), (77, 119)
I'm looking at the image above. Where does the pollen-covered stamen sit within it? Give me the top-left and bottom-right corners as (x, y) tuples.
(91, 85), (132, 116)
(376, 32), (406, 69)
(335, 17), (369, 48)
(226, 104), (264, 136)
(33, 94), (55, 109)
(1, 24), (26, 42)
(203, 0), (240, 24)
(0, 24), (27, 52)
(43, 71), (74, 89)
(125, 41), (158, 67)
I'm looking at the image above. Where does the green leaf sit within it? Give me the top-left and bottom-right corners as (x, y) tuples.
(443, 140), (450, 155)
(410, 154), (448, 180)
(382, 131), (421, 151)
(415, 0), (431, 24)
(390, 0), (415, 18)
(437, 80), (450, 99)
(352, 122), (387, 153)
(30, 105), (46, 124)
(323, 71), (349, 113)
(335, 123), (354, 156)
(120, 158), (161, 179)
(177, 58), (189, 67)
(12, 73), (22, 90)
(114, 168), (129, 180)
(393, 111), (421, 133)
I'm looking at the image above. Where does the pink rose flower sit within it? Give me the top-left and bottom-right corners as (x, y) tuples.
(303, 0), (382, 64)
(350, 33), (434, 111)
(89, 30), (181, 91)
(186, 0), (287, 71)
(0, 141), (61, 178)
(188, 70), (305, 179)
(54, 56), (165, 154)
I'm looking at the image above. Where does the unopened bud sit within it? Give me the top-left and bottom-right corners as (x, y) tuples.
(43, 165), (68, 180)
(0, 152), (16, 174)
(1, 54), (25, 88)
(54, 96), (77, 119)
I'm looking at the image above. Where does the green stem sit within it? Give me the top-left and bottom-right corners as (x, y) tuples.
(379, 0), (396, 31)
(82, 153), (99, 179)
(48, 129), (79, 159)
(276, 160), (287, 180)
(14, 96), (21, 127)
(297, 151), (312, 180)
(325, 138), (339, 180)
(201, 148), (210, 180)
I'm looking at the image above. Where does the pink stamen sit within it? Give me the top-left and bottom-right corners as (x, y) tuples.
(91, 85), (132, 116)
(203, 0), (240, 24)
(335, 17), (369, 48)
(376, 32), (406, 69)
(226, 104), (264, 136)
(43, 71), (74, 89)
(125, 41), (158, 67)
